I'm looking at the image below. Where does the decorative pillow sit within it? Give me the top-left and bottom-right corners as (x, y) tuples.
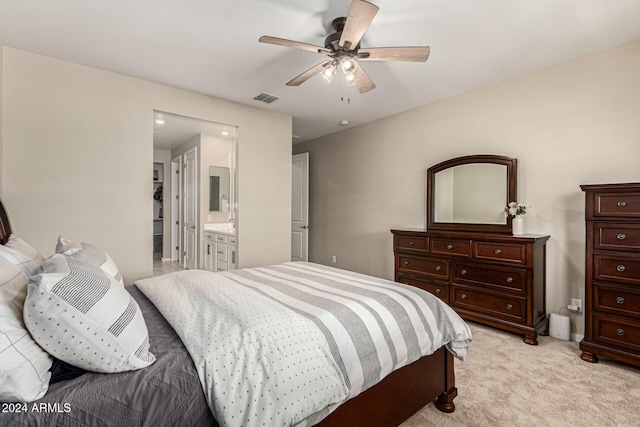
(0, 265), (52, 402)
(56, 236), (123, 286)
(0, 234), (44, 280)
(24, 254), (155, 373)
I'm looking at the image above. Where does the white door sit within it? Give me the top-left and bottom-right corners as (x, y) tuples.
(291, 153), (309, 261)
(171, 156), (182, 262)
(183, 147), (198, 269)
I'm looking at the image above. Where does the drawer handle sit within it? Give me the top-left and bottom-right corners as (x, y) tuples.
(506, 304), (513, 310)
(447, 244), (453, 250)
(617, 233), (626, 240)
(435, 266), (442, 272)
(616, 296), (625, 305)
(436, 289), (441, 294)
(494, 249), (502, 255)
(617, 201), (627, 208)
(461, 294), (467, 300)
(410, 241), (415, 246)
(506, 277), (514, 283)
(617, 328), (624, 336)
(616, 265), (626, 272)
(461, 269), (468, 275)
(404, 261), (409, 266)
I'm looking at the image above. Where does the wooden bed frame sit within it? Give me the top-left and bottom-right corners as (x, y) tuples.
(0, 198), (457, 426)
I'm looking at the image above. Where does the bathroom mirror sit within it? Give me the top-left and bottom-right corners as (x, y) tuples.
(427, 155), (517, 233)
(209, 166), (230, 212)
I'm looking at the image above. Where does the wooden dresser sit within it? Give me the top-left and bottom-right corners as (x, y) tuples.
(580, 183), (640, 367)
(392, 229), (550, 345)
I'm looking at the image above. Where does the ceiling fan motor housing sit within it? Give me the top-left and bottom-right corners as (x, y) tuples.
(325, 17), (360, 53)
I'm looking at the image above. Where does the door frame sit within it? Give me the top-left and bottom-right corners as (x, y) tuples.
(170, 155), (182, 262)
(291, 152), (309, 262)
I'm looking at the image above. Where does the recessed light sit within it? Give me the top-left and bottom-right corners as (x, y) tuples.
(339, 120), (350, 126)
(221, 130), (229, 136)
(155, 119), (165, 125)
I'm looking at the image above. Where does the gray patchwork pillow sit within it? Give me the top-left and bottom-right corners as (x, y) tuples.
(56, 236), (124, 286)
(24, 254), (155, 373)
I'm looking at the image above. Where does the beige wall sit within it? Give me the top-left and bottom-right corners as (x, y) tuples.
(0, 44), (3, 195)
(2, 47), (292, 283)
(294, 40), (640, 338)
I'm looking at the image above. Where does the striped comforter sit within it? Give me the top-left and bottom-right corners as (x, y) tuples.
(135, 262), (472, 427)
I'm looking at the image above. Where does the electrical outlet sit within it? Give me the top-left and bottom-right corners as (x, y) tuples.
(332, 255), (337, 264)
(571, 298), (583, 312)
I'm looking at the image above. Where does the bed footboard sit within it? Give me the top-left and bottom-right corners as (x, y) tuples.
(316, 346), (456, 426)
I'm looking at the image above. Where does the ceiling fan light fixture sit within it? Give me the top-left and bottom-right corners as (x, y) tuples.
(340, 57), (357, 74)
(321, 62), (338, 83)
(344, 71), (358, 87)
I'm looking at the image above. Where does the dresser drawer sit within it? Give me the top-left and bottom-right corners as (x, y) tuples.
(473, 241), (526, 265)
(594, 284), (640, 319)
(430, 238), (471, 258)
(397, 255), (449, 281)
(396, 236), (428, 253)
(396, 274), (449, 303)
(215, 234), (228, 243)
(594, 192), (640, 218)
(594, 254), (640, 286)
(452, 262), (526, 294)
(594, 222), (640, 252)
(593, 314), (640, 352)
(451, 286), (526, 324)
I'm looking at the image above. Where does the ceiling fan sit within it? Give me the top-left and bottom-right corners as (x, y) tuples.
(259, 0), (430, 94)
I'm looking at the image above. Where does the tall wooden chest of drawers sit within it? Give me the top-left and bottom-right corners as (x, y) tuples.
(580, 183), (640, 367)
(392, 229), (550, 345)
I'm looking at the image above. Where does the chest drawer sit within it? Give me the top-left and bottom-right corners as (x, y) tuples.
(430, 239), (471, 258)
(593, 314), (640, 352)
(397, 255), (449, 281)
(594, 222), (640, 252)
(594, 192), (640, 218)
(451, 285), (526, 324)
(594, 254), (640, 286)
(453, 262), (526, 294)
(473, 241), (527, 265)
(396, 236), (428, 253)
(594, 284), (640, 319)
(396, 274), (449, 303)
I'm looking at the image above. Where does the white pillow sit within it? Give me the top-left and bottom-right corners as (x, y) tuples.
(24, 254), (155, 373)
(56, 236), (123, 286)
(0, 234), (44, 280)
(0, 265), (52, 402)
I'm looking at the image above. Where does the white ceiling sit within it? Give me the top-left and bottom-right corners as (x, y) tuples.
(2, 0), (640, 143)
(153, 111), (237, 151)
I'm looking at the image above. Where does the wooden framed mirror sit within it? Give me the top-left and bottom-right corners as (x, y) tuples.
(426, 154), (517, 234)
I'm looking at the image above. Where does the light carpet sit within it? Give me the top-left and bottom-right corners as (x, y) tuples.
(401, 322), (640, 427)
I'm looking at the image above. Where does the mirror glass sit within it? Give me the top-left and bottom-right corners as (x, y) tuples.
(427, 155), (517, 233)
(434, 163), (507, 224)
(209, 166), (230, 212)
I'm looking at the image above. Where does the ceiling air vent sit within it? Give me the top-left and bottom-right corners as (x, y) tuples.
(253, 93), (280, 104)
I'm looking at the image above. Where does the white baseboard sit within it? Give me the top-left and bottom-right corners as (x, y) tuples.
(571, 333), (584, 343)
(161, 257), (172, 263)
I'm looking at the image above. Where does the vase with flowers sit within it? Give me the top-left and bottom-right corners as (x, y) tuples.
(505, 202), (529, 236)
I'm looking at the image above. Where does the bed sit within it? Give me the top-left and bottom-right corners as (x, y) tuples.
(0, 199), (471, 426)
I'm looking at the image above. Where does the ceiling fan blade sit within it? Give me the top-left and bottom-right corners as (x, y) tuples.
(259, 36), (332, 55)
(354, 65), (376, 94)
(358, 46), (431, 62)
(286, 61), (331, 86)
(339, 0), (379, 50)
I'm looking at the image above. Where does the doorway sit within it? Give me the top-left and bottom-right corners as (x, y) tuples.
(153, 111), (238, 270)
